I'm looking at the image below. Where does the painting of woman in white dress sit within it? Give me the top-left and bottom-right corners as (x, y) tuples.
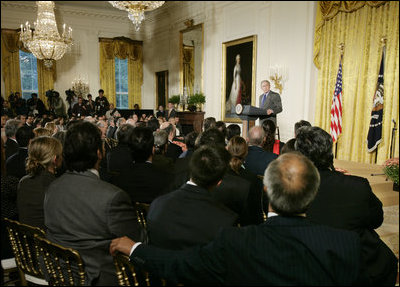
(222, 36), (257, 122)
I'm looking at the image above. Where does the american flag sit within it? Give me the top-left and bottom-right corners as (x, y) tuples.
(330, 59), (343, 142)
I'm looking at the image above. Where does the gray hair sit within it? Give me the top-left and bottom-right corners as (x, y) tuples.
(261, 80), (270, 86)
(153, 130), (168, 147)
(263, 152), (320, 216)
(5, 119), (21, 138)
(248, 126), (265, 146)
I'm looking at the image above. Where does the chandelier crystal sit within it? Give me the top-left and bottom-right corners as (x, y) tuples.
(20, 1), (73, 68)
(108, 1), (165, 31)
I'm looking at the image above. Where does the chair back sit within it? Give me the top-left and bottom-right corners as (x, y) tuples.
(3, 218), (46, 282)
(135, 202), (150, 229)
(113, 253), (166, 286)
(34, 235), (87, 286)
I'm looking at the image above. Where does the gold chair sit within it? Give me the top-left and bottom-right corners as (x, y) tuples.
(113, 253), (166, 286)
(135, 202), (150, 229)
(1, 257), (19, 286)
(34, 235), (87, 286)
(3, 217), (48, 286)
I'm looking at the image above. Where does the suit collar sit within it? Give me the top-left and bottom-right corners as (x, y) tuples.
(264, 215), (309, 226)
(180, 183), (210, 195)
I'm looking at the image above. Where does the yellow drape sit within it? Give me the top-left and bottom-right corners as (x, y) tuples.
(99, 37), (143, 109)
(1, 29), (55, 107)
(1, 29), (22, 98)
(314, 1), (399, 164)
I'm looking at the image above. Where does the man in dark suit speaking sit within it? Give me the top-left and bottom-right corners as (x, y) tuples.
(110, 152), (364, 286)
(259, 80), (282, 125)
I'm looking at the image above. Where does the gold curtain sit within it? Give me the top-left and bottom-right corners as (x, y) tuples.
(1, 29), (22, 98)
(314, 1), (399, 164)
(183, 45), (194, 96)
(1, 29), (55, 106)
(99, 37), (143, 108)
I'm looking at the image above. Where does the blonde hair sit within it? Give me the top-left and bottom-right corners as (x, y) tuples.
(34, 127), (52, 137)
(26, 136), (63, 176)
(227, 136), (248, 174)
(44, 121), (57, 134)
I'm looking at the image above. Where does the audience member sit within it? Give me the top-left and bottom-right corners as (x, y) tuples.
(160, 122), (183, 160)
(174, 116), (183, 137)
(227, 136), (264, 224)
(71, 96), (88, 118)
(33, 127), (53, 137)
(107, 124), (135, 175)
(226, 123), (241, 142)
(296, 126), (398, 286)
(27, 93), (46, 117)
(262, 119), (284, 155)
(6, 126), (35, 179)
(165, 102), (176, 121)
(215, 121), (227, 140)
(152, 130), (174, 172)
(44, 121), (145, 286)
(281, 138), (296, 154)
(85, 94), (95, 116)
(110, 152), (364, 286)
(294, 119), (311, 137)
(17, 136), (63, 230)
(203, 117), (216, 131)
(147, 145), (237, 250)
(105, 103), (121, 120)
(146, 118), (160, 132)
(244, 126), (277, 176)
(4, 119), (21, 159)
(178, 131), (198, 158)
(111, 126), (173, 204)
(156, 105), (165, 118)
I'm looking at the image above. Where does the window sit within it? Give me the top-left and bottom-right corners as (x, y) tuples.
(19, 50), (38, 100)
(115, 57), (128, 109)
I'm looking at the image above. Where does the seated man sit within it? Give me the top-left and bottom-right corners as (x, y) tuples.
(147, 145), (237, 250)
(244, 126), (277, 176)
(111, 126), (173, 204)
(296, 126), (398, 286)
(160, 122), (183, 160)
(44, 121), (145, 286)
(110, 153), (364, 286)
(107, 123), (135, 175)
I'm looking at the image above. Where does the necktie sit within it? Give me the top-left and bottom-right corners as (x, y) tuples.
(262, 93), (267, 107)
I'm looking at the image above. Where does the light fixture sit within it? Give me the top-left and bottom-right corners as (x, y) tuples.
(72, 76), (89, 98)
(269, 65), (288, 94)
(108, 1), (165, 31)
(20, 1), (73, 68)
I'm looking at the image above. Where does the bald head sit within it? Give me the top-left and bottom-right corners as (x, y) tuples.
(248, 126), (265, 146)
(263, 152), (320, 216)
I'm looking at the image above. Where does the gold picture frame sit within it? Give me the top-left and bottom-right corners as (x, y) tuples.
(222, 35), (257, 122)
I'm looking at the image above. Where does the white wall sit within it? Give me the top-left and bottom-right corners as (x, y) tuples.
(1, 1), (317, 142)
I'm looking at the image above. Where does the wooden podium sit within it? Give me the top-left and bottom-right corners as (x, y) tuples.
(177, 111), (205, 134)
(236, 105), (269, 139)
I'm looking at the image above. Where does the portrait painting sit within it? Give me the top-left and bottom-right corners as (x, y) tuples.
(222, 35), (257, 122)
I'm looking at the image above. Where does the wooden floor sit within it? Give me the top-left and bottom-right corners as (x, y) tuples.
(334, 160), (399, 260)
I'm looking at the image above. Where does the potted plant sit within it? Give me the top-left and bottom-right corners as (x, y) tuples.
(188, 92), (206, 111)
(383, 157), (399, 191)
(169, 95), (181, 109)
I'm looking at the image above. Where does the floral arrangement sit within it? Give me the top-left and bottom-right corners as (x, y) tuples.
(383, 158), (399, 185)
(168, 95), (181, 105)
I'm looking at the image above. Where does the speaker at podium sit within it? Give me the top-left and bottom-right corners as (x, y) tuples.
(235, 104), (270, 138)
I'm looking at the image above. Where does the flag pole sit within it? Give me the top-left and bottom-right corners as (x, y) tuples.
(335, 44), (345, 160)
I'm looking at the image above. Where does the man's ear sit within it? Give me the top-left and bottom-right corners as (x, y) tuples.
(97, 148), (103, 161)
(216, 179), (223, 187)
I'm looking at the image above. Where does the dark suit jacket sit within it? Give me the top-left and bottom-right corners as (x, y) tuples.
(147, 183), (237, 250)
(165, 109), (176, 121)
(44, 170), (145, 286)
(259, 90), (282, 125)
(165, 141), (183, 160)
(6, 147), (28, 179)
(17, 170), (56, 230)
(131, 216), (363, 286)
(106, 144), (133, 175)
(307, 169), (398, 286)
(111, 162), (173, 204)
(244, 145), (278, 176)
(5, 138), (19, 159)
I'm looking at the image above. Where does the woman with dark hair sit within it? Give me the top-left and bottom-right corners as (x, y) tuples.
(17, 136), (63, 229)
(262, 119), (284, 155)
(227, 136), (264, 224)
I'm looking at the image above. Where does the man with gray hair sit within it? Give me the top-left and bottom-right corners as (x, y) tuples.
(110, 152), (364, 285)
(244, 126), (277, 176)
(160, 121), (182, 160)
(259, 80), (282, 126)
(4, 119), (22, 159)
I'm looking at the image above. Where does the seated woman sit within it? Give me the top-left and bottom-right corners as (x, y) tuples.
(17, 136), (63, 230)
(227, 136), (265, 224)
(262, 119), (284, 155)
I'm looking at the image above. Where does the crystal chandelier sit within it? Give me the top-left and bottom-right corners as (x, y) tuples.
(108, 1), (165, 31)
(20, 1), (73, 68)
